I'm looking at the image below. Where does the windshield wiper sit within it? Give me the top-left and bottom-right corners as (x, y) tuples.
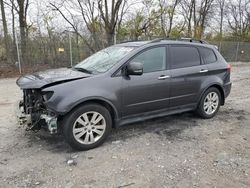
(73, 67), (92, 74)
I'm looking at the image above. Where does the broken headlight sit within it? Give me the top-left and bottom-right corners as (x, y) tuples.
(42, 91), (54, 101)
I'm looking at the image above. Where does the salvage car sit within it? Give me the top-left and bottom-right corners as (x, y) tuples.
(16, 38), (232, 150)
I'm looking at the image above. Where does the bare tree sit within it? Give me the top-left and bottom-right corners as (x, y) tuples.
(150, 0), (180, 37)
(50, 0), (105, 52)
(98, 0), (126, 45)
(194, 0), (214, 38)
(125, 10), (151, 40)
(216, 0), (226, 39)
(227, 0), (250, 39)
(0, 0), (11, 63)
(167, 0), (179, 36)
(9, 0), (30, 63)
(180, 0), (195, 37)
(76, 0), (103, 49)
(158, 0), (167, 37)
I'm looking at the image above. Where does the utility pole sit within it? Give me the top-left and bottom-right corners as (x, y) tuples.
(235, 42), (240, 62)
(15, 29), (22, 74)
(114, 30), (117, 45)
(69, 32), (73, 67)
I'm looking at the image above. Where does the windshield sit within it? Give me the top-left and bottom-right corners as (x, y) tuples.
(74, 46), (134, 73)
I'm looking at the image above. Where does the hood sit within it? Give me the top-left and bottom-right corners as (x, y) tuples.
(16, 68), (91, 89)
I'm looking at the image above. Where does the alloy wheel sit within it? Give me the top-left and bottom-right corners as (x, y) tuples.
(203, 91), (219, 115)
(72, 111), (106, 145)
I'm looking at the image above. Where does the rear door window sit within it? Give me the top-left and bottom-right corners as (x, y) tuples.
(170, 45), (201, 69)
(199, 47), (217, 64)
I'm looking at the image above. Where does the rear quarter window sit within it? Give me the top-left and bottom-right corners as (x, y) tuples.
(199, 47), (217, 64)
(170, 45), (201, 69)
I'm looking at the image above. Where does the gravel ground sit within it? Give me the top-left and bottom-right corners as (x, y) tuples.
(0, 63), (250, 188)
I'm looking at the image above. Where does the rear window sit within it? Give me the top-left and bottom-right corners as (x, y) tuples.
(199, 47), (217, 64)
(170, 46), (200, 69)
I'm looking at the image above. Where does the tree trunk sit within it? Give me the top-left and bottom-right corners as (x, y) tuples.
(167, 14), (174, 36)
(219, 0), (224, 40)
(159, 3), (166, 37)
(17, 0), (28, 64)
(219, 12), (223, 39)
(106, 29), (114, 46)
(187, 2), (193, 37)
(76, 34), (80, 62)
(160, 15), (167, 37)
(0, 0), (11, 63)
(193, 0), (197, 38)
(11, 0), (17, 62)
(167, 0), (178, 36)
(98, 0), (123, 46)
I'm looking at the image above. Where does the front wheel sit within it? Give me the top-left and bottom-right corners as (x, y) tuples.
(62, 103), (112, 150)
(196, 87), (221, 119)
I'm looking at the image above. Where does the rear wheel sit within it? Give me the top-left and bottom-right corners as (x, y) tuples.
(196, 87), (221, 119)
(62, 103), (112, 150)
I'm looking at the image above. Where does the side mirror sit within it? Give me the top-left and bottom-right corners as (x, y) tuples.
(126, 62), (143, 76)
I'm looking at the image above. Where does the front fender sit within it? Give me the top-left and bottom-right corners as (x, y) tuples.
(42, 75), (122, 118)
(49, 95), (118, 115)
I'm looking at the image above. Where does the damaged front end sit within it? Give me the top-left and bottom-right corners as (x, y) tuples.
(17, 89), (57, 134)
(16, 68), (91, 134)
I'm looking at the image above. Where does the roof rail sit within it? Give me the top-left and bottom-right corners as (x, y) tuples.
(149, 36), (173, 43)
(180, 37), (209, 44)
(149, 37), (209, 44)
(119, 40), (142, 43)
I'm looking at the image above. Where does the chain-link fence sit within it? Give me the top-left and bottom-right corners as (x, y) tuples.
(210, 41), (250, 62)
(1, 33), (250, 76)
(116, 36), (250, 62)
(14, 32), (91, 68)
(23, 39), (250, 66)
(0, 32), (93, 76)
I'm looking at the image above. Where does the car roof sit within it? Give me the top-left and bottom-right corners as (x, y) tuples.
(115, 41), (148, 47)
(116, 38), (216, 49)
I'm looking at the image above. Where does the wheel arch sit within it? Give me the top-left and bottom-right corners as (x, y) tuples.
(63, 98), (119, 128)
(200, 84), (225, 105)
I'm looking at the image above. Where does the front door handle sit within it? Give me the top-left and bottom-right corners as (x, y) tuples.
(158, 75), (170, 80)
(199, 69), (208, 73)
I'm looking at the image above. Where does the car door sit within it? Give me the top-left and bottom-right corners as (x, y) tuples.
(169, 44), (208, 107)
(121, 46), (171, 117)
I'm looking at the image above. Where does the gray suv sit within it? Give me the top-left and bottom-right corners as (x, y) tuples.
(17, 38), (232, 150)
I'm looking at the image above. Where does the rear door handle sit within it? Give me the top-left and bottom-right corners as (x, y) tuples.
(158, 75), (170, 80)
(199, 69), (208, 73)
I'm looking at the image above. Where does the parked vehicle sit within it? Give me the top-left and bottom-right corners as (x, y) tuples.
(16, 38), (232, 150)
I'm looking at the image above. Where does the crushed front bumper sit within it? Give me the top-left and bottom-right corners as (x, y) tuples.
(15, 101), (32, 125)
(15, 100), (58, 134)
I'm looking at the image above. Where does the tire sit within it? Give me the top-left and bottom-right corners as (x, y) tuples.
(62, 103), (112, 150)
(196, 87), (222, 119)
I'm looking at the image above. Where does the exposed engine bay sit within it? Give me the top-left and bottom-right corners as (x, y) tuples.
(16, 68), (91, 135)
(18, 89), (57, 134)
